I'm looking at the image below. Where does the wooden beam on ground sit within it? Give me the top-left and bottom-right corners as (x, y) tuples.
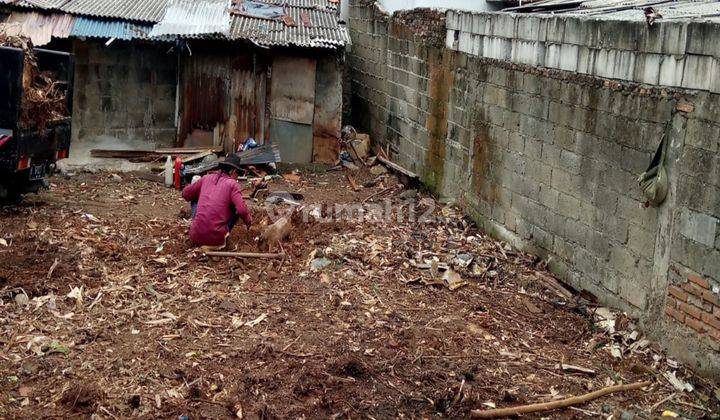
(90, 147), (222, 161)
(470, 381), (652, 418)
(204, 251), (286, 259)
(155, 146), (223, 154)
(376, 155), (418, 179)
(181, 151), (214, 163)
(90, 149), (156, 160)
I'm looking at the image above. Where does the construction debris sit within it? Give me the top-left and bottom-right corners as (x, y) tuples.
(349, 133), (370, 162)
(235, 144), (281, 166)
(184, 144), (282, 177)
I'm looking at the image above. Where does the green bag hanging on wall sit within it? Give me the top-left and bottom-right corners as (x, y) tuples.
(637, 134), (668, 207)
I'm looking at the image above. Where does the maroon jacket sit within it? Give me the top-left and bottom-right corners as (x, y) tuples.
(182, 172), (252, 246)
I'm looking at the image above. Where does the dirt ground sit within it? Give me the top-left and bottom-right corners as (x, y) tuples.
(0, 167), (718, 419)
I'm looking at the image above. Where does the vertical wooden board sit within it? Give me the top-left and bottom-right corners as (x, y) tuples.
(269, 55), (316, 125)
(312, 54), (342, 163)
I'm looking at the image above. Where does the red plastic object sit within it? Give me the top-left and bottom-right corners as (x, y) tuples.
(174, 157), (182, 190)
(17, 156), (30, 170)
(55, 149), (68, 160)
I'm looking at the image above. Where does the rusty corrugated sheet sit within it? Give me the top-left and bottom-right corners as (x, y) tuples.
(229, 8), (349, 48)
(1, 11), (74, 45)
(180, 56), (228, 148)
(180, 51), (265, 151)
(229, 66), (261, 149)
(263, 0), (337, 10)
(312, 54), (341, 163)
(1, 0), (349, 48)
(269, 55), (316, 125)
(149, 0), (230, 38)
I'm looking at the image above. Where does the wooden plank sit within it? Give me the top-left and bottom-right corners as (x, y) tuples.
(90, 147), (222, 160)
(180, 151), (213, 163)
(90, 149), (154, 159)
(155, 146), (223, 154)
(204, 251), (286, 259)
(377, 155), (418, 179)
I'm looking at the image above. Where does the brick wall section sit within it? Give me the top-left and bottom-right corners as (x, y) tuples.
(666, 270), (720, 349)
(347, 4), (720, 376)
(71, 39), (177, 148)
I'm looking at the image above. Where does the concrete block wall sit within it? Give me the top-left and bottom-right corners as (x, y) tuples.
(445, 12), (720, 94)
(347, 0), (390, 149)
(71, 39), (177, 149)
(347, 4), (720, 376)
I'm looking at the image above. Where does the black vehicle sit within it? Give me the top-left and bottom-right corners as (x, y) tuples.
(0, 46), (74, 201)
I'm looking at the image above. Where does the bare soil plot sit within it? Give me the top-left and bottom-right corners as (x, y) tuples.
(0, 169), (717, 418)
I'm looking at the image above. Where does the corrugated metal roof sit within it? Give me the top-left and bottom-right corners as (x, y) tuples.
(0, 0), (348, 48)
(0, 0), (34, 8)
(60, 0), (168, 23)
(0, 10), (74, 44)
(149, 0), (230, 37)
(18, 0), (68, 8)
(261, 0), (338, 10)
(229, 4), (348, 48)
(71, 16), (156, 40)
(0, 0), (68, 9)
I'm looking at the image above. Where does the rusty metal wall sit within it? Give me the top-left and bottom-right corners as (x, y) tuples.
(312, 53), (342, 163)
(180, 55), (227, 146)
(179, 48), (342, 163)
(179, 47), (266, 151)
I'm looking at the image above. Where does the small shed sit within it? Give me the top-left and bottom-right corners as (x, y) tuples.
(0, 0), (349, 163)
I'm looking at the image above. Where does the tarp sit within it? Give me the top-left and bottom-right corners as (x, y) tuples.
(238, 1), (285, 19)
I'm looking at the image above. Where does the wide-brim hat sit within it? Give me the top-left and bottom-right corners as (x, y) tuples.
(218, 153), (243, 172)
